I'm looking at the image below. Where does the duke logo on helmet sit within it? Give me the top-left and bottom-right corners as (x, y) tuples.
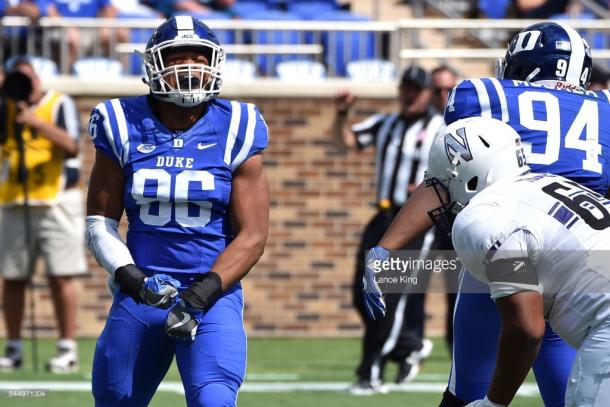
(141, 15), (225, 107)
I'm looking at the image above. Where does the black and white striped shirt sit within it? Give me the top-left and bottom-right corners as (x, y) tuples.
(352, 111), (445, 207)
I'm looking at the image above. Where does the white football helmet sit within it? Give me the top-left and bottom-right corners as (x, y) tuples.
(425, 117), (529, 229)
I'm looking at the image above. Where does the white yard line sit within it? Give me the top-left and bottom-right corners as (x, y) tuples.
(0, 381), (540, 396)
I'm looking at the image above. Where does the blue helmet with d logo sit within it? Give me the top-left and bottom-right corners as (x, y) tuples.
(497, 22), (592, 89)
(143, 16), (225, 107)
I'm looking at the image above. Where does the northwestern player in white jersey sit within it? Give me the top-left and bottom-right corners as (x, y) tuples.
(84, 16), (269, 406)
(426, 117), (610, 406)
(362, 22), (610, 406)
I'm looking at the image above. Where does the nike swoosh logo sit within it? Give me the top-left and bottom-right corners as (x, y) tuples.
(168, 312), (191, 330)
(514, 261), (525, 272)
(197, 142), (217, 150)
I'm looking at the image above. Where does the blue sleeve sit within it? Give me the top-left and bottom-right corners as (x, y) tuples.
(227, 103), (268, 171)
(88, 102), (124, 167)
(444, 79), (483, 125)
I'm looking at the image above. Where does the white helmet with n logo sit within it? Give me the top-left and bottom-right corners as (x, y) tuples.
(425, 117), (529, 223)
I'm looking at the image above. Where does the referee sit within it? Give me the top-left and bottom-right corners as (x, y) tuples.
(332, 65), (445, 394)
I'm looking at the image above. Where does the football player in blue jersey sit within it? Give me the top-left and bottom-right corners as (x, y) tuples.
(362, 22), (610, 407)
(84, 15), (269, 407)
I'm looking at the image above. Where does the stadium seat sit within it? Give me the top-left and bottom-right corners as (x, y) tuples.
(346, 59), (396, 83)
(73, 58), (124, 80)
(223, 58), (258, 82)
(286, 1), (339, 20)
(241, 10), (303, 76)
(478, 0), (510, 19)
(229, 1), (270, 17)
(276, 60), (326, 81)
(5, 56), (59, 81)
(315, 10), (375, 77)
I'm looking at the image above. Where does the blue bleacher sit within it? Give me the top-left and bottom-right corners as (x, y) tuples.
(478, 0), (510, 19)
(241, 9), (303, 75)
(286, 0), (339, 20)
(314, 10), (375, 77)
(229, 1), (270, 17)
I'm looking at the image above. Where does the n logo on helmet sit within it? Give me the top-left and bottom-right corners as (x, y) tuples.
(444, 127), (473, 164)
(510, 31), (541, 55)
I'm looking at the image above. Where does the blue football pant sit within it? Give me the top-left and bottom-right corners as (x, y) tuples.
(92, 289), (246, 407)
(448, 271), (575, 407)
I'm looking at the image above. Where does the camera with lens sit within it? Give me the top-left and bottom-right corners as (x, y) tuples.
(0, 69), (33, 144)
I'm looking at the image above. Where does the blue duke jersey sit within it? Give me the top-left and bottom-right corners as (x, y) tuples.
(445, 78), (610, 195)
(88, 96), (268, 285)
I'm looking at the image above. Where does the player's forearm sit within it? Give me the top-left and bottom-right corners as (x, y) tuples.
(211, 230), (267, 290)
(378, 182), (435, 250)
(486, 326), (542, 405)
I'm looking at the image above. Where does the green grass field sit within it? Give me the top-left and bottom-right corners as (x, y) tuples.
(0, 337), (543, 406)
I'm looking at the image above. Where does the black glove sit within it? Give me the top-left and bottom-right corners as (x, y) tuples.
(115, 265), (180, 309)
(164, 272), (223, 341)
(164, 300), (199, 341)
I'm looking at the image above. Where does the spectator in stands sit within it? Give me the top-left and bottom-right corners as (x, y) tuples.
(40, 0), (125, 69)
(0, 0), (39, 18)
(144, 0), (235, 17)
(0, 56), (87, 373)
(0, 1), (41, 63)
(511, 0), (569, 18)
(332, 65), (442, 394)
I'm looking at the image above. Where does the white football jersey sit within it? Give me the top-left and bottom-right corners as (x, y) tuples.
(452, 172), (610, 347)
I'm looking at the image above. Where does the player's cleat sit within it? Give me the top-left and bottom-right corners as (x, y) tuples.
(396, 338), (433, 384)
(0, 346), (22, 372)
(347, 380), (389, 395)
(46, 346), (79, 374)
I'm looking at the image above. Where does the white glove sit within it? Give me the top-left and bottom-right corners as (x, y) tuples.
(465, 396), (506, 407)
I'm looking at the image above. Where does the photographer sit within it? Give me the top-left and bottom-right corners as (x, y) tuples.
(0, 56), (86, 373)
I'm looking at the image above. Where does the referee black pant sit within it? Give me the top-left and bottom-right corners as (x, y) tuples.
(352, 208), (437, 382)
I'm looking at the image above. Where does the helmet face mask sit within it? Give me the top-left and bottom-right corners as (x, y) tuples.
(425, 176), (456, 237)
(498, 22), (592, 89)
(143, 16), (225, 107)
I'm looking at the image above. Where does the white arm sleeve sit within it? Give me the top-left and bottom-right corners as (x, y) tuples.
(85, 215), (135, 276)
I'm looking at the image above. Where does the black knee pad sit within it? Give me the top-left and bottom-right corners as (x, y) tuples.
(439, 388), (468, 407)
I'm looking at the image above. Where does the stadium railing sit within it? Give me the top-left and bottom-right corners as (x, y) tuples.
(2, 17), (610, 81)
(0, 17), (396, 77)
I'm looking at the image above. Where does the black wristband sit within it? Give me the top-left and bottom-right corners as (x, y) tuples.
(180, 272), (223, 311)
(114, 264), (146, 302)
